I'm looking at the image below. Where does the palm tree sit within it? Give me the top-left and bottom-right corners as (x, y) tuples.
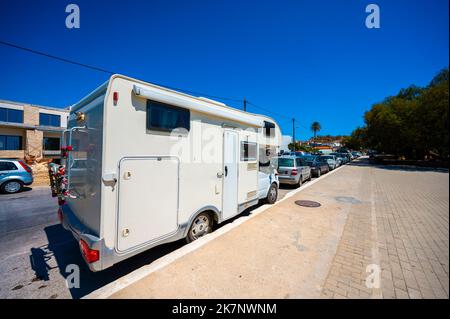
(311, 121), (321, 144)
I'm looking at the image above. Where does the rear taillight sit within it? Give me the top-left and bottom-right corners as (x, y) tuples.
(79, 239), (99, 263)
(291, 169), (298, 176)
(18, 160), (32, 173)
(113, 91), (119, 106)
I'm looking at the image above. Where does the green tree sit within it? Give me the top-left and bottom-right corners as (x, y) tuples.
(349, 67), (449, 160)
(342, 127), (366, 150)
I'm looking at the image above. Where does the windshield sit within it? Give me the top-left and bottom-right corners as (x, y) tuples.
(276, 158), (295, 168)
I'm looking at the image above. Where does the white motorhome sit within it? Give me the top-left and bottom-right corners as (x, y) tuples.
(55, 74), (282, 271)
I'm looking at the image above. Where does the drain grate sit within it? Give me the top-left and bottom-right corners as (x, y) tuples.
(295, 200), (321, 208)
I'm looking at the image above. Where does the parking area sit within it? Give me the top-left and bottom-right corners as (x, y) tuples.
(0, 172), (299, 298)
(0, 158), (448, 299)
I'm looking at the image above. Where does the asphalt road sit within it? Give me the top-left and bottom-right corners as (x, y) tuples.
(0, 181), (296, 298)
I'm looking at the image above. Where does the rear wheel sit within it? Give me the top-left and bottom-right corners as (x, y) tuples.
(297, 176), (303, 188)
(1, 180), (23, 194)
(186, 212), (213, 243)
(316, 169), (321, 178)
(266, 183), (278, 204)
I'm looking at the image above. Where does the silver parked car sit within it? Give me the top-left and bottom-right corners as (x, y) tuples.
(274, 156), (311, 187)
(0, 159), (33, 194)
(320, 155), (337, 170)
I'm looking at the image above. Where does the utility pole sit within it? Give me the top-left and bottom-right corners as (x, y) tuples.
(292, 118), (296, 150)
(243, 98), (247, 112)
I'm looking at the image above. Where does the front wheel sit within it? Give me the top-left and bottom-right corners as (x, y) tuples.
(1, 180), (23, 194)
(186, 212), (213, 243)
(266, 183), (278, 204)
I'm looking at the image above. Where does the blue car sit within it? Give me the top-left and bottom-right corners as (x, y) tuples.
(0, 159), (33, 193)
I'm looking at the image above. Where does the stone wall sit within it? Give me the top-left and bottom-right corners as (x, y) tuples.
(25, 129), (43, 161)
(23, 105), (39, 126)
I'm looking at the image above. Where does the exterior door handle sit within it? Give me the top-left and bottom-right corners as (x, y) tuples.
(225, 166), (228, 177)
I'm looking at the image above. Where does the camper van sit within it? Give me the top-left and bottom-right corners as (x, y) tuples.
(54, 74), (282, 271)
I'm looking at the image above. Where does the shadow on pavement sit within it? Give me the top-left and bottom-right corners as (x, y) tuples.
(29, 224), (184, 299)
(348, 158), (449, 173)
(0, 186), (33, 196)
(28, 191), (291, 299)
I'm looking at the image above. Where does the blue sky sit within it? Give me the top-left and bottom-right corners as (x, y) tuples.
(0, 0), (448, 140)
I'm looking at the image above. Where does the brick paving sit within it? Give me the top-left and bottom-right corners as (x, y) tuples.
(105, 158), (448, 299)
(321, 163), (449, 299)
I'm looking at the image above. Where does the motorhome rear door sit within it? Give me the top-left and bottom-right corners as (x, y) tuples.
(117, 157), (179, 252)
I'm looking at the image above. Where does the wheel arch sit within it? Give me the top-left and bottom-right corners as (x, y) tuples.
(182, 205), (220, 238)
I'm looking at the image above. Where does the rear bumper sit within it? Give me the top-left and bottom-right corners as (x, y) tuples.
(60, 204), (114, 271)
(278, 176), (298, 185)
(23, 176), (33, 186)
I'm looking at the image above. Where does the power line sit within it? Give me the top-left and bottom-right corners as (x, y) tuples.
(0, 39), (311, 134)
(0, 40), (116, 75)
(0, 39), (243, 103)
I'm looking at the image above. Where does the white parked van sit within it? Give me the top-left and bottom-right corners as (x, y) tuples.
(55, 74), (282, 271)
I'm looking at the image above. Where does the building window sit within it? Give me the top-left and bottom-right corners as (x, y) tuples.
(240, 141), (257, 162)
(0, 107), (24, 124)
(43, 137), (60, 150)
(0, 135), (23, 150)
(146, 100), (190, 132)
(39, 113), (61, 127)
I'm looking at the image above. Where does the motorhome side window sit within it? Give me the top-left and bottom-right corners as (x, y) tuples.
(146, 100), (190, 132)
(240, 141), (257, 162)
(263, 121), (275, 137)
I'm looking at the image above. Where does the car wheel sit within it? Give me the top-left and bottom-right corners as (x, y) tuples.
(1, 180), (23, 194)
(266, 183), (278, 204)
(297, 176), (303, 188)
(316, 169), (321, 177)
(186, 212), (213, 243)
(307, 173), (312, 181)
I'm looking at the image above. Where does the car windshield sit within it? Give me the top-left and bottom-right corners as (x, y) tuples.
(277, 158), (295, 168)
(322, 156), (332, 159)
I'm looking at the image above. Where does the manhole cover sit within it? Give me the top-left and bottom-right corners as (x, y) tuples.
(295, 200), (321, 208)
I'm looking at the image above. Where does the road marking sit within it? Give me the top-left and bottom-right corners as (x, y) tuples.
(84, 163), (349, 299)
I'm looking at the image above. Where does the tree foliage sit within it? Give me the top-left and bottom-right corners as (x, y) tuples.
(345, 68), (449, 159)
(310, 121), (321, 139)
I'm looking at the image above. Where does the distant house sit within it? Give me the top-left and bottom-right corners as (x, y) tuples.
(0, 99), (69, 162)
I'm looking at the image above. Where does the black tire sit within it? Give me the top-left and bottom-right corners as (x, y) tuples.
(265, 183), (278, 204)
(1, 180), (23, 194)
(296, 176), (303, 188)
(316, 169), (321, 178)
(186, 212), (213, 243)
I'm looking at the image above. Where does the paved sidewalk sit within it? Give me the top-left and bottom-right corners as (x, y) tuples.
(322, 163), (449, 299)
(109, 160), (449, 299)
